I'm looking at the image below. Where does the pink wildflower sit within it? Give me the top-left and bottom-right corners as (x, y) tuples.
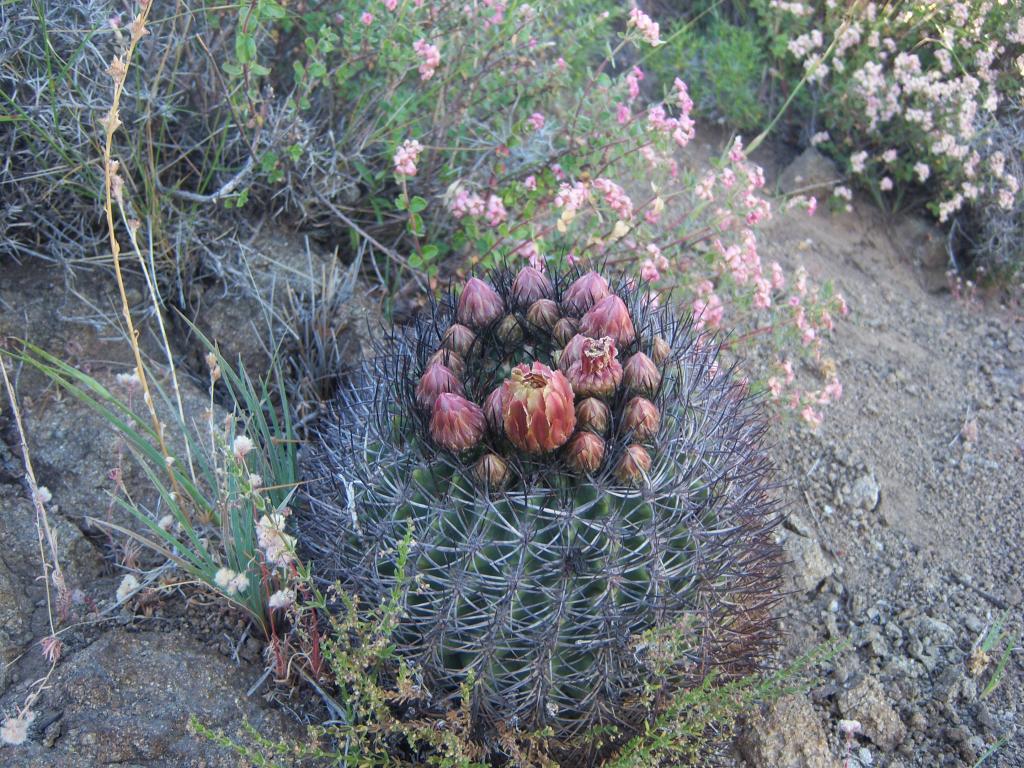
(394, 139), (423, 177)
(801, 406), (823, 429)
(879, 176), (893, 191)
(385, 0), (398, 9)
(527, 112), (545, 131)
(413, 39), (440, 80)
(360, 11), (374, 24)
(640, 259), (660, 282)
(485, 194), (507, 227)
(523, 175), (537, 191)
(616, 103), (631, 124)
(628, 8), (662, 46)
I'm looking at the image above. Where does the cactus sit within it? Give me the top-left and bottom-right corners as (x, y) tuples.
(299, 268), (781, 763)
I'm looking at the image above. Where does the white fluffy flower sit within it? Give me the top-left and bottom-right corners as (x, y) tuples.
(0, 709), (36, 746)
(116, 574), (139, 603)
(232, 435), (254, 460)
(268, 589), (296, 611)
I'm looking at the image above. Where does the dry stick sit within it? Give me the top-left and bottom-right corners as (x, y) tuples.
(0, 353), (63, 725)
(101, 3), (185, 505)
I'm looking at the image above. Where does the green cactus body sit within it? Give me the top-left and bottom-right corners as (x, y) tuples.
(301, 268), (781, 763)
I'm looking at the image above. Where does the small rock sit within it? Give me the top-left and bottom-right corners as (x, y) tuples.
(778, 147), (842, 195)
(838, 676), (907, 751)
(784, 532), (835, 593)
(737, 694), (833, 768)
(848, 474), (880, 512)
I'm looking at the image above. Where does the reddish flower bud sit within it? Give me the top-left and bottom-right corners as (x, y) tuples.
(416, 364), (464, 410)
(622, 397), (660, 441)
(614, 444), (652, 484)
(526, 299), (560, 333)
(457, 278), (504, 329)
(552, 317), (579, 347)
(427, 348), (465, 379)
(564, 431), (606, 474)
(474, 452), (509, 489)
(443, 324), (476, 357)
(575, 397), (611, 436)
(483, 386), (505, 435)
(557, 333), (590, 371)
(511, 266), (554, 307)
(622, 352), (661, 397)
(429, 393), (485, 452)
(496, 314), (524, 346)
(566, 336), (623, 399)
(501, 362), (576, 453)
(561, 271), (610, 316)
(651, 335), (671, 365)
(579, 295), (636, 349)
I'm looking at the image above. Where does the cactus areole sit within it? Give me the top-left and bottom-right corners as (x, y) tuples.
(301, 267), (781, 764)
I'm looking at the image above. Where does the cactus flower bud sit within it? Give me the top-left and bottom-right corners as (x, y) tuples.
(557, 333), (590, 371)
(474, 452), (509, 489)
(651, 335), (671, 365)
(496, 314), (524, 346)
(575, 397), (611, 436)
(526, 299), (560, 333)
(552, 317), (579, 348)
(561, 271), (610, 316)
(622, 352), (661, 397)
(564, 431), (606, 474)
(614, 444), (652, 484)
(428, 348), (465, 379)
(443, 324), (477, 357)
(511, 266), (554, 307)
(579, 295), (636, 349)
(622, 397), (660, 441)
(566, 336), (623, 399)
(501, 362), (576, 453)
(457, 278), (504, 329)
(483, 386), (505, 435)
(416, 364), (464, 410)
(429, 393), (485, 453)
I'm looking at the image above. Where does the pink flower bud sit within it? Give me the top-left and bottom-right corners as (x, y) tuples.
(511, 266), (554, 307)
(564, 431), (606, 474)
(557, 333), (590, 371)
(561, 271), (610, 316)
(526, 299), (560, 333)
(651, 335), (671, 365)
(622, 352), (661, 397)
(442, 324), (476, 357)
(427, 348), (465, 379)
(622, 397), (660, 441)
(575, 397), (611, 436)
(483, 386), (505, 435)
(501, 362), (576, 453)
(429, 393), (485, 452)
(416, 364), (464, 410)
(474, 452), (509, 489)
(566, 336), (623, 399)
(457, 278), (504, 329)
(579, 294), (636, 349)
(614, 444), (652, 484)
(552, 317), (579, 347)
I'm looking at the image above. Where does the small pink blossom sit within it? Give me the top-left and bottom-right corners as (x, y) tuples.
(616, 102), (631, 124)
(879, 176), (893, 191)
(770, 262), (785, 290)
(640, 259), (660, 282)
(412, 39), (440, 80)
(806, 196), (817, 216)
(527, 112), (545, 131)
(523, 175), (537, 191)
(801, 406), (822, 429)
(360, 11), (374, 24)
(485, 194), (507, 227)
(384, 0), (398, 10)
(394, 138), (423, 177)
(628, 8), (662, 46)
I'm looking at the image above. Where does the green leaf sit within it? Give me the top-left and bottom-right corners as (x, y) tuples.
(408, 195), (428, 214)
(421, 244), (439, 262)
(235, 34), (257, 65)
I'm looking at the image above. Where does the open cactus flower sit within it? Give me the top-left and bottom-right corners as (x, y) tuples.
(301, 266), (781, 763)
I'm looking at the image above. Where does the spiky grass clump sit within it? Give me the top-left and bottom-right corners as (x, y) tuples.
(300, 267), (781, 764)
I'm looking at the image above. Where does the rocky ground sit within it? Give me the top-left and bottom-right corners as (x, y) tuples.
(0, 148), (1020, 766)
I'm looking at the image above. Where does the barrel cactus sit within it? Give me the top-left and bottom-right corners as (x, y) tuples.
(299, 267), (781, 763)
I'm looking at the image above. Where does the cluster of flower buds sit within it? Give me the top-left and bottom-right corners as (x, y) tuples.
(415, 269), (668, 488)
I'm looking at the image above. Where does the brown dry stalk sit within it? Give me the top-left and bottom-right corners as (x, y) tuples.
(100, 2), (186, 505)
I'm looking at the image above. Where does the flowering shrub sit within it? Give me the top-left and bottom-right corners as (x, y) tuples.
(433, 10), (846, 425)
(762, 0), (1023, 226)
(643, 1), (1024, 280)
